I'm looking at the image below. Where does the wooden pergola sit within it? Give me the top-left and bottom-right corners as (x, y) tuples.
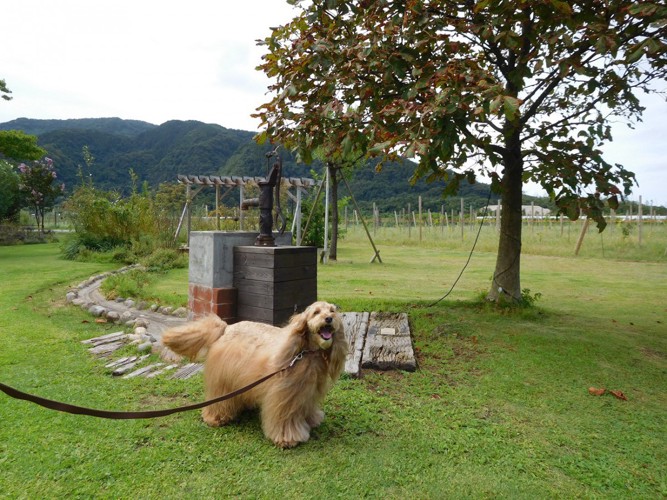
(174, 174), (317, 245)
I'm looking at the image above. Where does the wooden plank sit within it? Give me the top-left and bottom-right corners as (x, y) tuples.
(233, 278), (317, 299)
(112, 355), (149, 376)
(171, 363), (204, 379)
(234, 247), (316, 269)
(81, 331), (125, 345)
(145, 364), (178, 378)
(342, 312), (369, 378)
(123, 363), (164, 379)
(236, 304), (295, 325)
(233, 264), (316, 283)
(88, 341), (125, 357)
(104, 356), (136, 369)
(361, 312), (416, 372)
(237, 281), (316, 309)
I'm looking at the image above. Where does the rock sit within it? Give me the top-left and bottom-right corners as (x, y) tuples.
(115, 297), (125, 303)
(88, 305), (106, 317)
(105, 311), (121, 322)
(124, 299), (136, 308)
(173, 307), (188, 318)
(150, 304), (159, 312)
(134, 326), (147, 336)
(66, 292), (77, 303)
(137, 341), (152, 352)
(134, 318), (149, 328)
(120, 311), (133, 323)
(136, 301), (148, 310)
(160, 306), (173, 315)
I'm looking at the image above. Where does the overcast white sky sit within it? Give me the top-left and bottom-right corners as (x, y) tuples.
(2, 1), (666, 206)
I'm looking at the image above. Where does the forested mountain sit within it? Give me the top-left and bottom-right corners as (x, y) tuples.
(1, 117), (500, 212)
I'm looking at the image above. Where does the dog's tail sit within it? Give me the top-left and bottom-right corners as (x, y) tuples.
(161, 315), (227, 361)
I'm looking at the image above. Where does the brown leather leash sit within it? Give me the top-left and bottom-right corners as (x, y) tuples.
(0, 351), (310, 420)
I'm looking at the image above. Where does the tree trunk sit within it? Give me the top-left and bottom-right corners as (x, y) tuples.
(487, 132), (524, 303)
(329, 163), (339, 261)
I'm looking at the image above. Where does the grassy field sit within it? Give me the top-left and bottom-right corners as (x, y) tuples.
(1, 226), (666, 498)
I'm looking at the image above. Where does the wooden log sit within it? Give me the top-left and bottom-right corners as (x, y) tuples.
(342, 312), (369, 378)
(362, 312), (416, 372)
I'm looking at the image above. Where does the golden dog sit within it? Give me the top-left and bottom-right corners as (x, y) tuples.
(161, 301), (347, 448)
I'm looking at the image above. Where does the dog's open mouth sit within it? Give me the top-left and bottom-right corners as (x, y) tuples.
(318, 326), (333, 341)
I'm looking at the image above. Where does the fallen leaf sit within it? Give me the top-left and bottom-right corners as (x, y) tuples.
(609, 390), (628, 401)
(95, 318), (108, 324)
(81, 320), (90, 324)
(588, 387), (606, 396)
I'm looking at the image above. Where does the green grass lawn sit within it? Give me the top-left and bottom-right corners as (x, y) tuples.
(1, 230), (665, 498)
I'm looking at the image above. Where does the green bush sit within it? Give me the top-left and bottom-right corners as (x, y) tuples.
(62, 181), (183, 260)
(140, 248), (188, 272)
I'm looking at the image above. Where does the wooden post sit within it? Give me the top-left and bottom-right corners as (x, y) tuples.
(574, 218), (590, 255)
(418, 196), (423, 242)
(215, 184), (221, 230)
(239, 184), (244, 230)
(408, 203), (411, 239)
(394, 210), (399, 227)
(296, 187), (303, 245)
(638, 195), (643, 246)
(460, 198), (464, 241)
(441, 205), (445, 233)
(560, 213), (564, 236)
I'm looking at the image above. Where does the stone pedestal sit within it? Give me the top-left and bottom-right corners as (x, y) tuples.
(187, 231), (292, 322)
(233, 246), (317, 326)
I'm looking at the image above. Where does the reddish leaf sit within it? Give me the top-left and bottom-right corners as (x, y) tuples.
(609, 390), (628, 401)
(95, 318), (108, 324)
(588, 387), (606, 396)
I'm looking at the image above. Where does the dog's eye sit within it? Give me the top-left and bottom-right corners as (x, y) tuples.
(313, 308), (320, 315)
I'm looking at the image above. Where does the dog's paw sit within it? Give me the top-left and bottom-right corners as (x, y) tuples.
(306, 409), (325, 428)
(276, 439), (300, 449)
(202, 410), (233, 427)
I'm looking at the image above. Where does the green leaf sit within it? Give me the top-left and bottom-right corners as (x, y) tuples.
(503, 96), (521, 121)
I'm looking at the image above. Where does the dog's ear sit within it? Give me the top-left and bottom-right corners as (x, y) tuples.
(287, 309), (309, 336)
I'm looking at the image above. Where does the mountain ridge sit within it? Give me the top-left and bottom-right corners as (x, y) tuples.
(1, 117), (497, 212)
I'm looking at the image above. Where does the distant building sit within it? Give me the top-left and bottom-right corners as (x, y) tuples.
(487, 205), (552, 217)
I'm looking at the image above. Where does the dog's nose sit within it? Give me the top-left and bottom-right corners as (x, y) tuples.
(325, 317), (333, 324)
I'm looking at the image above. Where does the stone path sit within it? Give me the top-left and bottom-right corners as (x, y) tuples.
(69, 269), (417, 379)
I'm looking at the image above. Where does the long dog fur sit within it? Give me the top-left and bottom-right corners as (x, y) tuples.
(161, 301), (347, 448)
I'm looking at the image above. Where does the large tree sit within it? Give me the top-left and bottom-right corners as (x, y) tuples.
(255, 0), (667, 302)
(0, 130), (46, 161)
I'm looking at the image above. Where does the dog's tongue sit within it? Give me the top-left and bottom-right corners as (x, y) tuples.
(319, 327), (333, 340)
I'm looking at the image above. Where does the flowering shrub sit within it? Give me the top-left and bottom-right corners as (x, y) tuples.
(17, 157), (65, 232)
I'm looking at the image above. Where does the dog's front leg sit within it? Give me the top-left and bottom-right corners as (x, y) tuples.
(262, 411), (311, 449)
(306, 408), (325, 429)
